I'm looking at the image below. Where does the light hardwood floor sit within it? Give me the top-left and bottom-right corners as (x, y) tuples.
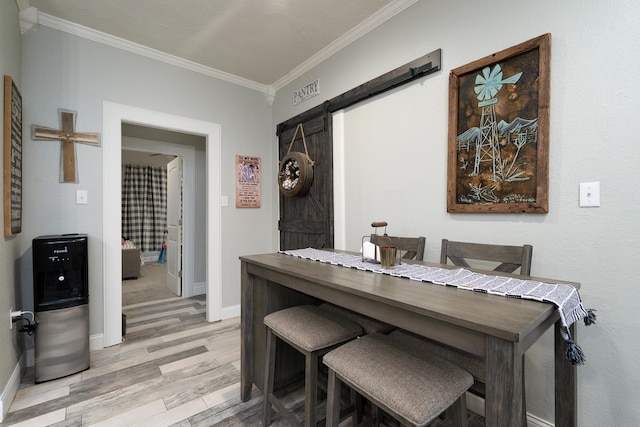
(3, 295), (485, 426)
(2, 296), (295, 426)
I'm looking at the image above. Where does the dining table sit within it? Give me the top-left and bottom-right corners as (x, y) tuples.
(240, 251), (579, 427)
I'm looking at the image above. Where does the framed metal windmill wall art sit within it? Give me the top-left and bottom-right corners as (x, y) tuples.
(447, 33), (550, 213)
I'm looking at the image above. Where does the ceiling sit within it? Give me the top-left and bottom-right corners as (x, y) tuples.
(19, 0), (416, 91)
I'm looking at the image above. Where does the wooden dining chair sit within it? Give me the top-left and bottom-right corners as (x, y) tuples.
(440, 238), (532, 275)
(435, 238), (533, 418)
(370, 234), (426, 261)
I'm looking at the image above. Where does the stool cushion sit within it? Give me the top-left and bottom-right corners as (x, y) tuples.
(264, 305), (363, 352)
(319, 303), (393, 334)
(387, 329), (486, 382)
(324, 334), (473, 427)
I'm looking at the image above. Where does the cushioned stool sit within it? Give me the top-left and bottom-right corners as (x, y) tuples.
(318, 303), (393, 424)
(323, 333), (474, 427)
(386, 329), (485, 394)
(263, 305), (363, 427)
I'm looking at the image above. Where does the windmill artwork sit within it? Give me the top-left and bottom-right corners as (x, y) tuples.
(447, 34), (551, 213)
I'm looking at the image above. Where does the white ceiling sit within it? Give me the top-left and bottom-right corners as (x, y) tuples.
(19, 0), (416, 91)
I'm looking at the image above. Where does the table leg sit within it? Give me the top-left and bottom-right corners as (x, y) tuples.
(240, 262), (253, 401)
(485, 335), (525, 426)
(555, 321), (577, 427)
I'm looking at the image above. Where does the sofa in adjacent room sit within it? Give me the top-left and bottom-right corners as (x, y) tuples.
(122, 243), (141, 280)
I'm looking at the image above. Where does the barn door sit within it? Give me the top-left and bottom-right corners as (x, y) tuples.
(276, 50), (440, 251)
(278, 114), (333, 250)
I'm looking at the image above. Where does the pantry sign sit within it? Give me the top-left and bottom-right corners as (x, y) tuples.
(293, 79), (319, 105)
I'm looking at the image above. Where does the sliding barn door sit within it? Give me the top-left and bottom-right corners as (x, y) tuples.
(278, 114), (333, 250)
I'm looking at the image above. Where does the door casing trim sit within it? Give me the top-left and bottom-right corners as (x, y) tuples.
(103, 101), (222, 347)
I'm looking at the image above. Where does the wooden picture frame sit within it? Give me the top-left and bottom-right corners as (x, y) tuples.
(447, 34), (550, 213)
(3, 76), (22, 236)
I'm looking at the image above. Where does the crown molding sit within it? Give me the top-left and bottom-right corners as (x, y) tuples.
(19, 6), (39, 34)
(35, 12), (269, 94)
(26, 0), (417, 101)
(271, 0), (418, 91)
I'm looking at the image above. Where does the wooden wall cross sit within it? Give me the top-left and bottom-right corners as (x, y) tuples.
(32, 109), (101, 183)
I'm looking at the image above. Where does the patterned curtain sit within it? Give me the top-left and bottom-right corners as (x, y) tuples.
(122, 164), (167, 252)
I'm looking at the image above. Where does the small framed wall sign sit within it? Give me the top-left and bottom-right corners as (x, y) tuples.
(4, 76), (22, 236)
(447, 34), (550, 213)
(235, 155), (261, 208)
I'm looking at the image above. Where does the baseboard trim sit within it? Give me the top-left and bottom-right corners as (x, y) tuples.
(90, 333), (104, 351)
(1, 353), (24, 422)
(221, 304), (240, 320)
(193, 281), (206, 296)
(527, 413), (555, 427)
(466, 391), (485, 417)
(466, 392), (554, 427)
(141, 252), (160, 263)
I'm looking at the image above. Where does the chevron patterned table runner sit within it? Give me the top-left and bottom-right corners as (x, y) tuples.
(282, 248), (596, 365)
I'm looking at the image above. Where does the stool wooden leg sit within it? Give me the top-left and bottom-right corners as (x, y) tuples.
(305, 352), (319, 427)
(447, 394), (468, 427)
(326, 368), (341, 427)
(521, 355), (527, 427)
(263, 328), (277, 427)
(352, 388), (363, 425)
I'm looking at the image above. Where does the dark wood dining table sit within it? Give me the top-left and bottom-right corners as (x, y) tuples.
(240, 252), (578, 427)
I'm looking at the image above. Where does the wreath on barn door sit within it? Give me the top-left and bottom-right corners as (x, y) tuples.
(278, 123), (314, 197)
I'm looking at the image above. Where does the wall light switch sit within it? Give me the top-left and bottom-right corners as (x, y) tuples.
(76, 190), (88, 205)
(579, 182), (600, 207)
(221, 195), (229, 207)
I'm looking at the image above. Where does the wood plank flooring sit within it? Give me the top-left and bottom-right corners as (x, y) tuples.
(2, 296), (291, 426)
(3, 296), (485, 426)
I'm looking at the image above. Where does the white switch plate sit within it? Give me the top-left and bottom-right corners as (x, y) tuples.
(221, 195), (228, 207)
(579, 182), (600, 207)
(76, 190), (88, 205)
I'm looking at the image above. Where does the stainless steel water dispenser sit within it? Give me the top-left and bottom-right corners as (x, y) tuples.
(33, 234), (90, 383)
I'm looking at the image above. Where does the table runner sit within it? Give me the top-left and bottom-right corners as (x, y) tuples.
(282, 248), (596, 365)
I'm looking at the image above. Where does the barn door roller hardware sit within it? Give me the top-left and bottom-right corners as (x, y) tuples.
(277, 48), (442, 134)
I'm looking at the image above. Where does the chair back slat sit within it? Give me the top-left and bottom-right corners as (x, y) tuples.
(370, 234), (426, 261)
(440, 239), (532, 276)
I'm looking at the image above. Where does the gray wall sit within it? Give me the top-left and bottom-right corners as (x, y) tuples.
(271, 0), (639, 425)
(18, 25), (274, 343)
(0, 0), (23, 405)
(3, 0), (639, 424)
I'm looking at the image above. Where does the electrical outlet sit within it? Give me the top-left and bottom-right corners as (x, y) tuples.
(10, 310), (23, 329)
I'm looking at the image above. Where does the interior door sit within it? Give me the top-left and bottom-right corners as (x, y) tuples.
(278, 114), (333, 250)
(166, 156), (183, 296)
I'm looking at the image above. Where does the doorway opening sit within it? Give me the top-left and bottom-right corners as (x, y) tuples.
(121, 124), (206, 305)
(103, 102), (222, 348)
(120, 148), (182, 306)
